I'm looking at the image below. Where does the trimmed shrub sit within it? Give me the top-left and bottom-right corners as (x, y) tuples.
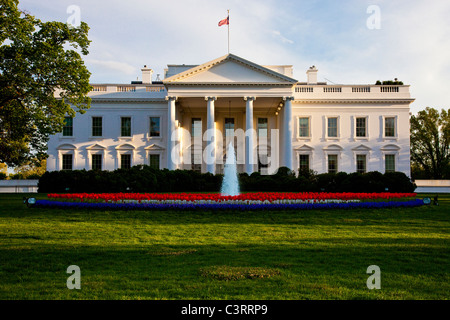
(38, 166), (416, 193)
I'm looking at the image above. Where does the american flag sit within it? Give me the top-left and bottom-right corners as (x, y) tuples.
(218, 16), (229, 26)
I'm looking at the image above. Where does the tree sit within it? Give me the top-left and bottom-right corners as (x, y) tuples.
(0, 0), (92, 167)
(13, 158), (46, 179)
(410, 107), (450, 179)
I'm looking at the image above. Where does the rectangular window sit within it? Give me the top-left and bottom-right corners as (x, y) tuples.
(225, 118), (235, 137)
(328, 155), (338, 174)
(191, 118), (202, 138)
(121, 154), (131, 169)
(299, 154), (310, 171)
(149, 154), (160, 170)
(121, 117), (131, 137)
(299, 117), (310, 137)
(385, 154), (396, 172)
(92, 117), (102, 137)
(92, 154), (102, 171)
(62, 154), (73, 170)
(356, 117), (367, 137)
(191, 154), (202, 172)
(150, 117), (160, 137)
(257, 118), (268, 138)
(385, 117), (396, 137)
(63, 117), (73, 136)
(356, 154), (367, 173)
(327, 117), (338, 138)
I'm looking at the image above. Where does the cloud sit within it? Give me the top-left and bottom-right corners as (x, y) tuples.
(86, 59), (137, 76)
(271, 30), (294, 44)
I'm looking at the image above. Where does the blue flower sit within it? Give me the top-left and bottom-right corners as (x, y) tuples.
(34, 199), (425, 211)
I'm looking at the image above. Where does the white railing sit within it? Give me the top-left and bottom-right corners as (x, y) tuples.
(323, 87), (342, 93)
(117, 86), (136, 92)
(352, 86), (371, 93)
(294, 84), (410, 99)
(91, 85), (107, 92)
(295, 87), (314, 93)
(380, 86), (399, 93)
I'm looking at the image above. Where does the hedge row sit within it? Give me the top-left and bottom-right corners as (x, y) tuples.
(38, 165), (416, 193)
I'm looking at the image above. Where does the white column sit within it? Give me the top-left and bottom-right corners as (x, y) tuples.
(166, 96), (177, 170)
(205, 96), (216, 174)
(244, 96), (256, 174)
(283, 96), (294, 170)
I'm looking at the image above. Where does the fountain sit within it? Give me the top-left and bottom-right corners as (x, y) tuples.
(221, 142), (240, 196)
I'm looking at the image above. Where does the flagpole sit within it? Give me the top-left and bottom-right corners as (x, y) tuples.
(227, 9), (230, 54)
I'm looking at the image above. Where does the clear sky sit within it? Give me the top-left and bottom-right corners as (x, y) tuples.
(18, 0), (450, 114)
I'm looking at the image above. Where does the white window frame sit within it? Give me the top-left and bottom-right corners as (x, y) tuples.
(325, 115), (340, 140)
(115, 144), (136, 169)
(57, 144), (77, 171)
(90, 116), (104, 139)
(382, 115), (398, 140)
(149, 116), (162, 140)
(384, 153), (397, 173)
(354, 116), (369, 140)
(355, 153), (368, 174)
(119, 115), (133, 140)
(297, 116), (312, 140)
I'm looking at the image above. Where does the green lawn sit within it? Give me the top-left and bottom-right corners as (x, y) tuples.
(0, 193), (448, 300)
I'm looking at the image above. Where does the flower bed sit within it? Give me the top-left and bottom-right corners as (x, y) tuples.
(34, 192), (423, 211)
(34, 199), (424, 210)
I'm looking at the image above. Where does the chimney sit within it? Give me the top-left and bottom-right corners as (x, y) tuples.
(306, 65), (318, 84)
(141, 65), (153, 84)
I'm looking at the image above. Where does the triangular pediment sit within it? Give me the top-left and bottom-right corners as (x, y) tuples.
(295, 144), (314, 151)
(352, 144), (372, 152)
(145, 143), (165, 151)
(163, 54), (298, 85)
(86, 143), (106, 150)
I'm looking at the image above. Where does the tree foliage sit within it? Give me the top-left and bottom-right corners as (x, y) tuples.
(410, 107), (450, 179)
(0, 0), (91, 167)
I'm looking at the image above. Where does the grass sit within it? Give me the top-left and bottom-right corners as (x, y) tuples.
(0, 193), (448, 300)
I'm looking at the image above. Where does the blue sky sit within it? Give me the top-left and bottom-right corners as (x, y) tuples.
(18, 0), (450, 114)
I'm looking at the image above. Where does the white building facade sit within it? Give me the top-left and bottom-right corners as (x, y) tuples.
(47, 54), (414, 176)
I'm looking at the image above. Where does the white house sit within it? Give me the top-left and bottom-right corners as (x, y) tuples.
(47, 53), (414, 176)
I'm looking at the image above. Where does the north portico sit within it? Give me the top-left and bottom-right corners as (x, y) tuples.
(163, 53), (298, 175)
(47, 53), (414, 177)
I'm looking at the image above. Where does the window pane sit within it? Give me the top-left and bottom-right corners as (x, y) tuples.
(150, 117), (160, 137)
(121, 154), (131, 169)
(356, 117), (366, 137)
(328, 155), (338, 173)
(257, 118), (268, 138)
(121, 117), (131, 137)
(149, 154), (160, 169)
(385, 117), (395, 137)
(62, 154), (73, 170)
(92, 154), (102, 170)
(92, 117), (102, 136)
(299, 118), (309, 137)
(63, 117), (73, 136)
(327, 117), (337, 137)
(385, 154), (395, 172)
(192, 118), (202, 138)
(299, 154), (309, 171)
(356, 155), (366, 173)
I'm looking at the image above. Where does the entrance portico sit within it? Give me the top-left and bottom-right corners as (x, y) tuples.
(163, 54), (298, 174)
